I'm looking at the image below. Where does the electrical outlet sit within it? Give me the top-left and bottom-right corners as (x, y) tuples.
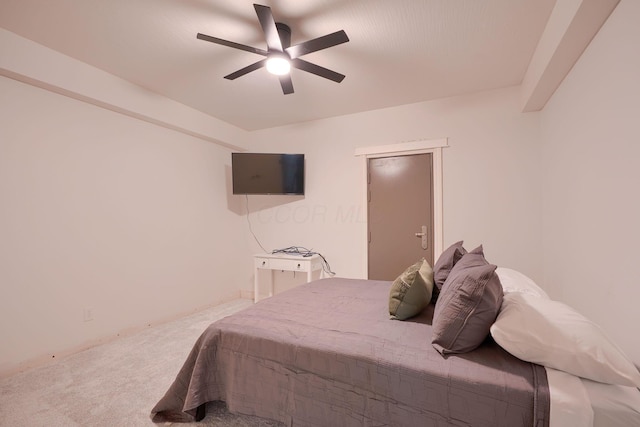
(83, 308), (93, 322)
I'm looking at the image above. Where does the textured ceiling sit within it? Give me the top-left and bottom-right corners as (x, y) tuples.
(0, 0), (556, 131)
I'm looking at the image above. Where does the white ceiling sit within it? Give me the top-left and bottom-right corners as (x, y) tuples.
(0, 0), (557, 131)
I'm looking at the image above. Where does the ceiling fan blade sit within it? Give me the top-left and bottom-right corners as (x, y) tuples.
(291, 58), (345, 83)
(254, 4), (283, 52)
(224, 59), (268, 80)
(197, 33), (268, 56)
(279, 75), (294, 95)
(286, 30), (349, 59)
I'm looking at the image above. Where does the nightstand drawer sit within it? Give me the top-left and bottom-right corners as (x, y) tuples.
(269, 258), (305, 271)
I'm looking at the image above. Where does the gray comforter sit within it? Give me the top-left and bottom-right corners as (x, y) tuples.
(151, 278), (549, 426)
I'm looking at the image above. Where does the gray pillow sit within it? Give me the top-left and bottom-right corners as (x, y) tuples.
(432, 241), (467, 301)
(457, 244), (485, 265)
(389, 258), (434, 320)
(432, 250), (503, 355)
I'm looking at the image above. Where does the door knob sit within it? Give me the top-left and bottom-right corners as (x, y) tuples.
(415, 225), (428, 250)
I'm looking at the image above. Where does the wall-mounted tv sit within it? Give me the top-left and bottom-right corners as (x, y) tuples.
(232, 153), (305, 195)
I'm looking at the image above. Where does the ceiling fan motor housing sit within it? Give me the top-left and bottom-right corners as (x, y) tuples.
(275, 23), (291, 50)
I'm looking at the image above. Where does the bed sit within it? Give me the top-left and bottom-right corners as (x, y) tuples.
(151, 240), (640, 426)
(151, 277), (550, 426)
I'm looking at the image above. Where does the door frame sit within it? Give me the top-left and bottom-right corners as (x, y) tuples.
(355, 138), (448, 279)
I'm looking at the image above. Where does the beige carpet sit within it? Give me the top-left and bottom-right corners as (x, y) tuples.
(0, 299), (284, 427)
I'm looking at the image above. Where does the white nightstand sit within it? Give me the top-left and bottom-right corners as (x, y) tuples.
(253, 253), (323, 302)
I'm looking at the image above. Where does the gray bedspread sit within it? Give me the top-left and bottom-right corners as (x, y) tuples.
(151, 278), (549, 426)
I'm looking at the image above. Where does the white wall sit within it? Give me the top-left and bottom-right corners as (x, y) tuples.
(243, 86), (543, 282)
(0, 77), (247, 375)
(4, 0), (637, 375)
(539, 0), (640, 364)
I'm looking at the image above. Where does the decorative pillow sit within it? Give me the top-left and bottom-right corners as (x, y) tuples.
(496, 267), (550, 299)
(432, 251), (503, 355)
(432, 240), (467, 292)
(389, 258), (433, 320)
(490, 293), (640, 387)
(459, 244), (485, 264)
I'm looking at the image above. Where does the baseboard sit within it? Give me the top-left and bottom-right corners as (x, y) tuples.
(240, 289), (254, 300)
(0, 289), (246, 379)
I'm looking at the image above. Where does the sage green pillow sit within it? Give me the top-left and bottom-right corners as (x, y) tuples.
(389, 258), (434, 320)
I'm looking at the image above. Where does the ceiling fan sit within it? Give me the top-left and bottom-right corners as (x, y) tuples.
(197, 3), (349, 95)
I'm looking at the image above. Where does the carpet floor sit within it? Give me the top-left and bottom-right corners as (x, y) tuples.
(0, 299), (284, 427)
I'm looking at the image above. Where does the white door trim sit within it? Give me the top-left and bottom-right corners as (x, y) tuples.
(355, 138), (447, 279)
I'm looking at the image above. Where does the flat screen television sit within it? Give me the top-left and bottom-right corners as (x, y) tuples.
(232, 153), (305, 195)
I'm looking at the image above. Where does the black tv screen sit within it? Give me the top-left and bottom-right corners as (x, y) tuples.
(232, 153), (305, 195)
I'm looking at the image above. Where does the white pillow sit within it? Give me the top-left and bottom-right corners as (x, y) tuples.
(490, 293), (640, 387)
(495, 267), (549, 299)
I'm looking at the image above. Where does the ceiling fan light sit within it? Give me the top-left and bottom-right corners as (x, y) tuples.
(266, 56), (291, 75)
